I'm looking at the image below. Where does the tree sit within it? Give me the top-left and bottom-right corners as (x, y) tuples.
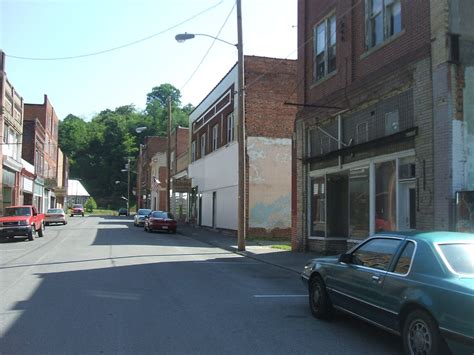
(146, 83), (181, 109)
(84, 197), (97, 212)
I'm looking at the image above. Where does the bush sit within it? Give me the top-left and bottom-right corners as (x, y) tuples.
(84, 197), (98, 212)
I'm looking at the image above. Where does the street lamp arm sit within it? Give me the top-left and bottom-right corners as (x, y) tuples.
(175, 32), (237, 47)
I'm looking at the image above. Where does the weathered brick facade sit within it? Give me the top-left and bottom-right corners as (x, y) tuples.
(293, 0), (473, 253)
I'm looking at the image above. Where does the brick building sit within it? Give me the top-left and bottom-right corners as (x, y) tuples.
(188, 55), (297, 236)
(137, 136), (168, 210)
(0, 51), (24, 213)
(169, 126), (191, 221)
(24, 95), (60, 211)
(293, 0), (474, 253)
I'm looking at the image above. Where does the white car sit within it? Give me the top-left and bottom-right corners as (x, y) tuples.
(134, 209), (152, 227)
(44, 208), (67, 225)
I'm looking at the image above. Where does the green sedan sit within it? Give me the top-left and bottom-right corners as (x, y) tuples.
(301, 232), (473, 355)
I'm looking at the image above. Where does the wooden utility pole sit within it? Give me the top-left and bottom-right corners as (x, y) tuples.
(166, 96), (172, 212)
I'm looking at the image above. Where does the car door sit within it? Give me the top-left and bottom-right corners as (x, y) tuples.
(327, 237), (403, 328)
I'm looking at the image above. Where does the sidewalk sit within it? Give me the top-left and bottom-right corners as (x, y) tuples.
(178, 224), (322, 275)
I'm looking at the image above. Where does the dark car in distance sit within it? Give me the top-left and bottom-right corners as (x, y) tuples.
(118, 208), (128, 216)
(144, 211), (177, 234)
(301, 232), (474, 355)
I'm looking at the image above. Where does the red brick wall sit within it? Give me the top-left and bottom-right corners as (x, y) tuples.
(176, 127), (189, 157)
(299, 0), (431, 107)
(245, 56), (297, 138)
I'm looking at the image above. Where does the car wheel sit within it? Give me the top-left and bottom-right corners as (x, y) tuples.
(45, 222), (49, 226)
(64, 221), (67, 225)
(70, 214), (73, 217)
(82, 213), (84, 217)
(37, 223), (45, 238)
(403, 309), (444, 355)
(309, 275), (333, 320)
(28, 227), (36, 241)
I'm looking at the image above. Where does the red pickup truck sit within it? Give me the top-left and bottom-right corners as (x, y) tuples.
(0, 205), (45, 241)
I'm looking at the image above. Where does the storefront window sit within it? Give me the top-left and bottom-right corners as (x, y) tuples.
(311, 177), (326, 237)
(349, 167), (369, 238)
(375, 160), (396, 231)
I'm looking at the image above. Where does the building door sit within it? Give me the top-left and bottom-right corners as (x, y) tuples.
(212, 192), (217, 228)
(198, 195), (202, 226)
(327, 173), (349, 238)
(398, 181), (416, 230)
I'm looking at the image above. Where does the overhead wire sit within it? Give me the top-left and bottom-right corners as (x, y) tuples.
(179, 1), (236, 92)
(4, 1), (224, 61)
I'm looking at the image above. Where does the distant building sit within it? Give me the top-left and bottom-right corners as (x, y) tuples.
(67, 179), (90, 205)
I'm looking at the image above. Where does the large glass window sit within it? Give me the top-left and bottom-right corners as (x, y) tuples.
(366, 0), (402, 49)
(313, 14), (337, 81)
(375, 160), (396, 232)
(349, 168), (369, 238)
(227, 113), (234, 143)
(311, 177), (326, 237)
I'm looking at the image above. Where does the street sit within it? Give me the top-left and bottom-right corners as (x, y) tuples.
(1, 216), (401, 355)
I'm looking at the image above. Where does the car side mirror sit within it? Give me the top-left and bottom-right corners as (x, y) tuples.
(339, 253), (353, 264)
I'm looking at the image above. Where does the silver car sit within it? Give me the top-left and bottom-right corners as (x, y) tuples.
(44, 208), (67, 226)
(134, 209), (152, 227)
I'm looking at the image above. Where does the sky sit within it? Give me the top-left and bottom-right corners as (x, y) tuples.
(1, 0), (297, 120)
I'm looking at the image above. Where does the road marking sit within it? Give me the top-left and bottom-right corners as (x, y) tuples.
(253, 294), (307, 298)
(193, 261), (260, 264)
(0, 249), (26, 252)
(85, 290), (141, 301)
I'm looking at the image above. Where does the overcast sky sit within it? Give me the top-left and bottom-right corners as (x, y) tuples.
(1, 0), (297, 120)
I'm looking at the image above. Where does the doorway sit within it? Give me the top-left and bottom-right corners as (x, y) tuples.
(326, 173), (349, 238)
(212, 192), (217, 228)
(399, 181), (416, 230)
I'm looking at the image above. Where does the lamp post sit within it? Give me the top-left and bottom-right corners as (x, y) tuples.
(121, 157), (131, 215)
(175, 0), (245, 251)
(135, 126), (147, 209)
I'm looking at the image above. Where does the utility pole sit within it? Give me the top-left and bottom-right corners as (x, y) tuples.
(236, 0), (246, 251)
(166, 96), (172, 212)
(127, 157), (131, 215)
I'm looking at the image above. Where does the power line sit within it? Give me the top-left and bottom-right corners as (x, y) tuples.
(180, 1), (236, 92)
(4, 1), (224, 61)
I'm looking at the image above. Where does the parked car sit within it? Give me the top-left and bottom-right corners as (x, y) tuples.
(45, 208), (67, 226)
(118, 208), (129, 216)
(0, 205), (45, 241)
(70, 204), (84, 217)
(301, 231), (474, 355)
(134, 208), (151, 226)
(144, 211), (177, 233)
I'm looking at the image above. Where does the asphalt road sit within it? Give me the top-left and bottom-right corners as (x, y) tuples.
(0, 216), (402, 355)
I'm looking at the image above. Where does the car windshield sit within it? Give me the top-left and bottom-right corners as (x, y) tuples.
(73, 204), (83, 208)
(47, 209), (63, 214)
(437, 243), (474, 275)
(137, 209), (152, 216)
(151, 211), (169, 219)
(4, 207), (31, 217)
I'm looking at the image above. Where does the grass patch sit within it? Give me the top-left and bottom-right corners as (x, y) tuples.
(87, 209), (118, 216)
(270, 244), (292, 251)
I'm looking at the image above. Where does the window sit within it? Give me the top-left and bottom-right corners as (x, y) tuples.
(191, 141), (196, 162)
(352, 238), (401, 270)
(212, 124), (219, 151)
(385, 110), (399, 135)
(366, 0), (402, 49)
(311, 177), (326, 237)
(375, 160), (396, 232)
(393, 241), (415, 274)
(437, 243), (474, 275)
(313, 14), (336, 81)
(227, 113), (234, 143)
(200, 133), (206, 158)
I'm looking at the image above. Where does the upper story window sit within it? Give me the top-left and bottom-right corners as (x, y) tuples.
(227, 113), (234, 143)
(313, 13), (336, 81)
(366, 0), (402, 49)
(212, 124), (219, 151)
(191, 141), (196, 162)
(200, 133), (206, 158)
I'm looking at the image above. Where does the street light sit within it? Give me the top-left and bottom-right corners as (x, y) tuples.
(175, 0), (245, 251)
(121, 158), (131, 215)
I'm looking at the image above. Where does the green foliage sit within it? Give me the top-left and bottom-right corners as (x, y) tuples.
(58, 83), (192, 207)
(84, 197), (98, 212)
